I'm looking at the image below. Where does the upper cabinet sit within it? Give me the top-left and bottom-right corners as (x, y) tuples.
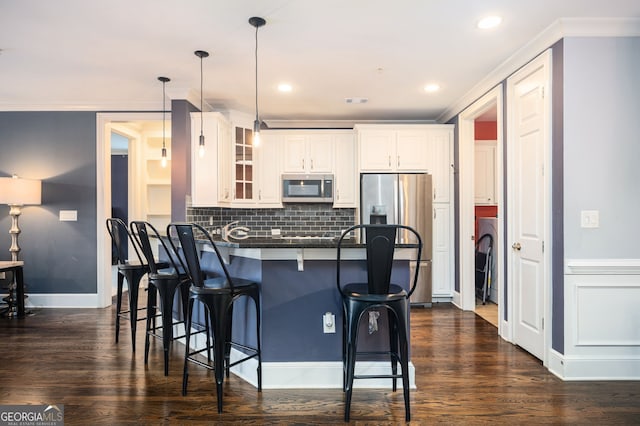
(332, 131), (357, 208)
(232, 124), (254, 203)
(425, 127), (453, 203)
(357, 126), (429, 172)
(474, 140), (497, 205)
(254, 132), (282, 207)
(190, 112), (231, 207)
(282, 133), (333, 173)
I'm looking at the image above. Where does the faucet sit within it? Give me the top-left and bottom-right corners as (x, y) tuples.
(221, 221), (250, 241)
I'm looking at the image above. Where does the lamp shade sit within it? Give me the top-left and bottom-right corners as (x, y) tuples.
(0, 176), (42, 206)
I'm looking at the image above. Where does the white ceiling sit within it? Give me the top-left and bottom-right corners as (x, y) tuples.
(1, 1), (639, 124)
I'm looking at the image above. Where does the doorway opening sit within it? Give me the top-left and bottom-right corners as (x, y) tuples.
(96, 113), (170, 308)
(457, 85), (506, 338)
(473, 108), (499, 327)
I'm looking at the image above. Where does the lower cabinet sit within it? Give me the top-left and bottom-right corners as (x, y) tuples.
(432, 202), (452, 298)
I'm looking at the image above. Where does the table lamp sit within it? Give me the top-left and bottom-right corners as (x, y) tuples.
(0, 175), (42, 261)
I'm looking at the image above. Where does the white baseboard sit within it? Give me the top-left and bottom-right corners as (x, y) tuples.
(231, 350), (416, 390)
(548, 349), (640, 380)
(22, 293), (103, 308)
(177, 323), (416, 389)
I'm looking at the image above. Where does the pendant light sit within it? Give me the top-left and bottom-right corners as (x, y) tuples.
(249, 16), (266, 147)
(194, 50), (209, 158)
(158, 76), (170, 168)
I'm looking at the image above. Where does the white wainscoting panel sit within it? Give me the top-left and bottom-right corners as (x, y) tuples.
(560, 259), (640, 380)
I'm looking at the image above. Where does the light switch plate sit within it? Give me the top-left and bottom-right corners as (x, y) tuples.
(59, 210), (78, 221)
(581, 210), (599, 228)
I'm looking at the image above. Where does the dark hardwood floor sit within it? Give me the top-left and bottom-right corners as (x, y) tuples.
(1, 300), (639, 425)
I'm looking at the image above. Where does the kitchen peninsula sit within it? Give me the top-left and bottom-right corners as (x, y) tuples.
(188, 233), (417, 390)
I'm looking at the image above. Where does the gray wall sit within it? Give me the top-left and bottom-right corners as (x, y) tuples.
(562, 37), (640, 259)
(0, 112), (97, 293)
(551, 40), (564, 353)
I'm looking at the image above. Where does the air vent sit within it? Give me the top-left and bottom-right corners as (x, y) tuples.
(345, 97), (368, 104)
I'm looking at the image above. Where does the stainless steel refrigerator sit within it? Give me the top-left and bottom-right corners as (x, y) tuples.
(360, 173), (433, 306)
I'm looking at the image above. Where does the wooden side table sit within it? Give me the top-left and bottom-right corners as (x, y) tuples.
(0, 261), (25, 318)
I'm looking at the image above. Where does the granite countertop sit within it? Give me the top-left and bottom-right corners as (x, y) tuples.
(213, 236), (418, 250)
(213, 236), (360, 249)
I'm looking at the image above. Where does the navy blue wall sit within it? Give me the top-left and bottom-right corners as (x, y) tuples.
(0, 111), (97, 293)
(171, 99), (198, 222)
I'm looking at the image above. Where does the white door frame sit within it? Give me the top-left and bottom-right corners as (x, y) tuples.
(458, 85), (507, 338)
(95, 112), (162, 308)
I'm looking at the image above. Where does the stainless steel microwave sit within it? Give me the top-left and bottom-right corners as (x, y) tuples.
(282, 174), (334, 203)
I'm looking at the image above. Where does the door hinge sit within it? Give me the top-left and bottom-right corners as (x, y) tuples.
(541, 87), (545, 99)
(542, 317), (544, 330)
(542, 241), (544, 252)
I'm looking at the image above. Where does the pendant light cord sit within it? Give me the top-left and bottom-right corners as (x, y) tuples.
(200, 54), (204, 137)
(254, 23), (259, 123)
(162, 80), (166, 149)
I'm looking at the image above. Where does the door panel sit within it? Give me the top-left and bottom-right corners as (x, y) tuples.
(508, 50), (550, 360)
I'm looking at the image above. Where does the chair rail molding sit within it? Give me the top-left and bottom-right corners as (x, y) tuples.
(565, 258), (640, 275)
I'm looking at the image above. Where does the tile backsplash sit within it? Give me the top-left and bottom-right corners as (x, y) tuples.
(187, 204), (356, 238)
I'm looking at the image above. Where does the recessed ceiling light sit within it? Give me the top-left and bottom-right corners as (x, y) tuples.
(477, 15), (502, 29)
(278, 83), (292, 92)
(424, 83), (440, 93)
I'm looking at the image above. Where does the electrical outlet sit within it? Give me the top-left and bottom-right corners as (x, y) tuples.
(323, 312), (336, 334)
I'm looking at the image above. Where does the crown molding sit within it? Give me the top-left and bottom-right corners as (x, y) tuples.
(438, 17), (640, 123)
(264, 119), (436, 129)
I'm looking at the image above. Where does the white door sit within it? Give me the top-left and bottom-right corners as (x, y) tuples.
(507, 51), (551, 360)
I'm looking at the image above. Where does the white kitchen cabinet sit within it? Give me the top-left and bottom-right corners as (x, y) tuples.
(432, 202), (452, 298)
(282, 133), (333, 173)
(332, 131), (357, 207)
(255, 132), (282, 207)
(425, 127), (453, 203)
(396, 130), (430, 170)
(232, 125), (254, 202)
(190, 112), (231, 207)
(357, 126), (429, 172)
(474, 140), (497, 205)
(358, 129), (396, 170)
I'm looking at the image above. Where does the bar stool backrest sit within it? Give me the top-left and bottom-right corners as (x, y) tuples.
(106, 217), (143, 265)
